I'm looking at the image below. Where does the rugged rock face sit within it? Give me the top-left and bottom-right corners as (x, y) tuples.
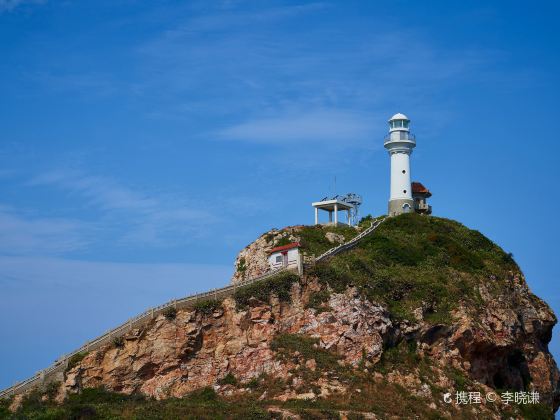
(231, 226), (303, 283)
(53, 269), (558, 418)
(6, 215), (560, 419)
(231, 224), (359, 284)
(62, 282), (391, 399)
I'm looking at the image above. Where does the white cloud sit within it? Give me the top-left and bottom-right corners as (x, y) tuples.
(27, 170), (218, 247)
(0, 0), (44, 12)
(0, 205), (91, 255)
(217, 109), (378, 145)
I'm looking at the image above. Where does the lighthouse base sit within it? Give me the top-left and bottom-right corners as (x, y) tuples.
(388, 199), (414, 217)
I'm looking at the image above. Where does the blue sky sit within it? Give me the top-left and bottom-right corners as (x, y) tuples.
(1, 0), (559, 390)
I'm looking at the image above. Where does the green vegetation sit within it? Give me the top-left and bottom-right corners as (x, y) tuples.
(375, 339), (420, 374)
(217, 372), (238, 386)
(4, 387), (273, 420)
(271, 334), (339, 371)
(236, 257), (247, 274)
(309, 213), (518, 323)
(193, 298), (222, 315)
(0, 398), (11, 418)
(274, 236), (293, 247)
(298, 224), (358, 256)
(5, 214), (545, 419)
(163, 307), (177, 320)
(112, 336), (125, 349)
(305, 290), (330, 313)
(65, 352), (88, 372)
(517, 402), (554, 420)
(234, 271), (300, 309)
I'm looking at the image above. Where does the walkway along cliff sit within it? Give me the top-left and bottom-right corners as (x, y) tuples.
(2, 214), (559, 419)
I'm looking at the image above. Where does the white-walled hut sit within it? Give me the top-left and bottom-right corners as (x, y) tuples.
(267, 242), (301, 271)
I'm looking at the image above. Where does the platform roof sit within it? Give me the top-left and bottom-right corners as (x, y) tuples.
(311, 199), (354, 211)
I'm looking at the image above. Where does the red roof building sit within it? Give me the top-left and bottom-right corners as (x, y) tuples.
(411, 182), (432, 214)
(411, 182), (432, 197)
(268, 242), (300, 254)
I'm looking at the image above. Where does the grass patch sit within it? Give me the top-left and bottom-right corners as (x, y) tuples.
(193, 298), (222, 315)
(65, 352), (88, 372)
(234, 271), (300, 309)
(305, 290), (331, 313)
(163, 307), (177, 320)
(217, 372), (237, 386)
(10, 386), (275, 420)
(309, 213), (518, 323)
(112, 336), (125, 349)
(517, 402), (554, 420)
(375, 339), (420, 374)
(274, 236), (293, 247)
(298, 225), (358, 256)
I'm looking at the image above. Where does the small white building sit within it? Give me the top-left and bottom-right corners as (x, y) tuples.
(268, 242), (301, 271)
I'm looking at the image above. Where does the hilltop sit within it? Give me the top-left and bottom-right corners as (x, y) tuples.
(1, 214), (558, 419)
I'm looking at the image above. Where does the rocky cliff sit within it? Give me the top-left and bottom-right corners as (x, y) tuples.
(3, 214), (559, 419)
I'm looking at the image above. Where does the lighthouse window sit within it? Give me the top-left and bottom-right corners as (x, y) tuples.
(403, 190), (407, 194)
(402, 170), (406, 174)
(403, 121), (409, 128)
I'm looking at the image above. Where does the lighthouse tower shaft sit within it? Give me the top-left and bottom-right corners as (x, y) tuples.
(384, 113), (416, 216)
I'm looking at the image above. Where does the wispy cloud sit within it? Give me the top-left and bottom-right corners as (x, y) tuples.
(217, 109), (378, 145)
(0, 205), (91, 255)
(28, 170), (218, 247)
(0, 0), (44, 12)
(134, 4), (494, 147)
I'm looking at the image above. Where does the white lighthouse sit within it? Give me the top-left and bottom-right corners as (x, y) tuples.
(385, 113), (416, 216)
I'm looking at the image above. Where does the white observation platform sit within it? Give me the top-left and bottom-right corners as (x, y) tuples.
(312, 198), (354, 226)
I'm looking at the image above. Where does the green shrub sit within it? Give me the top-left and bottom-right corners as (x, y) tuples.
(298, 225), (358, 256)
(306, 290), (330, 313)
(271, 334), (339, 370)
(112, 336), (125, 349)
(194, 299), (222, 315)
(241, 404), (271, 420)
(517, 402), (554, 420)
(65, 352), (88, 372)
(163, 307), (177, 320)
(184, 387), (218, 403)
(67, 387), (142, 404)
(308, 213), (519, 323)
(234, 272), (300, 309)
(217, 372), (237, 386)
(376, 339), (420, 374)
(245, 377), (261, 389)
(45, 381), (61, 400)
(237, 257), (247, 273)
(274, 236), (292, 247)
(309, 264), (352, 294)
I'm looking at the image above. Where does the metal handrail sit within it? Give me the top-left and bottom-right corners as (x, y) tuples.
(0, 217), (386, 400)
(383, 132), (416, 142)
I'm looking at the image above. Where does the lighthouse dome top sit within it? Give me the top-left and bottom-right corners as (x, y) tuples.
(388, 112), (411, 132)
(388, 112), (409, 122)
